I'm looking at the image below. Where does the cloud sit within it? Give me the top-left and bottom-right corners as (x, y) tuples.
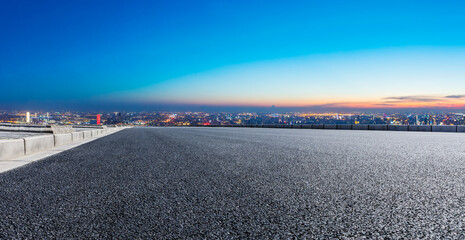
(373, 103), (395, 106)
(382, 96), (441, 102)
(444, 95), (465, 99)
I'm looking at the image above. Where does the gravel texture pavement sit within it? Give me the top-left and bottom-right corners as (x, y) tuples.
(1, 127), (465, 239)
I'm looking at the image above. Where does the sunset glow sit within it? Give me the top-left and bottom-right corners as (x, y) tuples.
(109, 47), (465, 109)
(1, 1), (465, 111)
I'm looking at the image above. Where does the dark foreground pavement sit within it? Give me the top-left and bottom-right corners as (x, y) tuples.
(1, 127), (465, 239)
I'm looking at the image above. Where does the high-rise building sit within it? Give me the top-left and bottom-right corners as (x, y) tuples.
(26, 112), (30, 123)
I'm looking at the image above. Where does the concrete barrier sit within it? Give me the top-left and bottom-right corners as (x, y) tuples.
(24, 135), (54, 155)
(337, 124), (352, 130)
(409, 125), (432, 132)
(432, 125), (457, 132)
(352, 124), (369, 130)
(369, 125), (388, 131)
(91, 130), (99, 137)
(0, 126), (20, 131)
(388, 125), (409, 131)
(324, 124), (337, 129)
(0, 125), (51, 133)
(98, 129), (105, 135)
(199, 124), (465, 134)
(51, 125), (75, 134)
(72, 132), (84, 142)
(458, 126), (465, 132)
(83, 131), (92, 139)
(0, 139), (25, 160)
(54, 133), (72, 146)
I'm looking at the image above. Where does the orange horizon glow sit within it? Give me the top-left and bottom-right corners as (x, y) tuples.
(122, 96), (465, 109)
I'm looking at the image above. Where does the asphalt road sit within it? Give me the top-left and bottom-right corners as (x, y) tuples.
(1, 127), (465, 239)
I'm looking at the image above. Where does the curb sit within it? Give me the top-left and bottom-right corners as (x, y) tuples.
(0, 127), (128, 161)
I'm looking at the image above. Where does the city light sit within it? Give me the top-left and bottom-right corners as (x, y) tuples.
(1, 110), (463, 127)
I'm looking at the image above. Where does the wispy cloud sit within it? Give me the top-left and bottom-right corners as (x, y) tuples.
(311, 101), (374, 108)
(444, 94), (465, 99)
(374, 94), (465, 109)
(382, 96), (441, 102)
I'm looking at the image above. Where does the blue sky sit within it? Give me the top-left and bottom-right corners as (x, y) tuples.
(1, 0), (465, 110)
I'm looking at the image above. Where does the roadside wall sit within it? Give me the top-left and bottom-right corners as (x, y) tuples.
(0, 126), (126, 161)
(203, 124), (463, 133)
(0, 139), (25, 160)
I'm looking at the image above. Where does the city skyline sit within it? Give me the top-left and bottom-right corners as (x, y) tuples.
(1, 1), (465, 111)
(2, 109), (464, 127)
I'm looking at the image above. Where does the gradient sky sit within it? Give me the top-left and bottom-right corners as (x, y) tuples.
(1, 0), (465, 111)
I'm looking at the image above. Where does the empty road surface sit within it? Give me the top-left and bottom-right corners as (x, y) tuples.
(1, 127), (465, 239)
